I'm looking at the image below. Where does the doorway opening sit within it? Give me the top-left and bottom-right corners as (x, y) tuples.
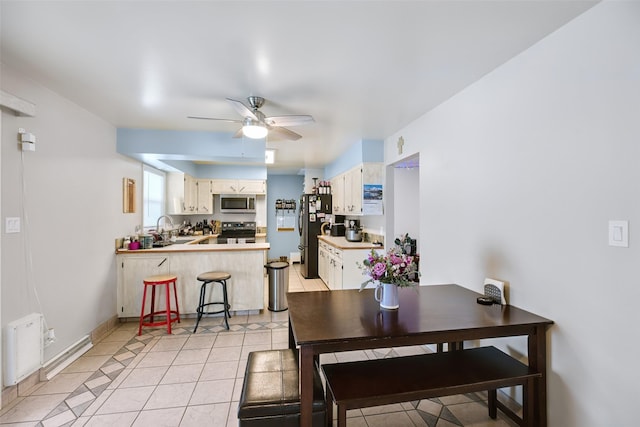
(385, 153), (420, 254)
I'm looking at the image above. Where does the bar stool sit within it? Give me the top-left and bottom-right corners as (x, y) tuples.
(194, 271), (232, 332)
(138, 274), (180, 336)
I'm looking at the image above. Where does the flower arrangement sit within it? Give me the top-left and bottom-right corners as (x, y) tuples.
(358, 247), (420, 290)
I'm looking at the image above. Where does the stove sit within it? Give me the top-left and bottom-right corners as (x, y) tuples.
(217, 222), (256, 244)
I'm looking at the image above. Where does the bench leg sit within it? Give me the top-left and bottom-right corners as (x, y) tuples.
(325, 386), (333, 427)
(488, 389), (497, 419)
(337, 404), (347, 427)
(524, 378), (535, 427)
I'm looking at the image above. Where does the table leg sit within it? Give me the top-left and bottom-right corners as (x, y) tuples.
(299, 346), (314, 427)
(528, 324), (548, 427)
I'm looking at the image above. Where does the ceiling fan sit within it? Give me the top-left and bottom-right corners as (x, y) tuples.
(188, 96), (314, 141)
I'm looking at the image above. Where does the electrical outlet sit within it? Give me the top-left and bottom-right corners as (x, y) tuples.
(44, 328), (56, 347)
(6, 217), (21, 233)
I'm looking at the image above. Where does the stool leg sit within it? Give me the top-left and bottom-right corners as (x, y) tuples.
(138, 283), (149, 336)
(221, 280), (230, 330)
(193, 281), (207, 333)
(150, 285), (156, 324)
(225, 280), (232, 319)
(172, 279), (180, 323)
(165, 282), (172, 334)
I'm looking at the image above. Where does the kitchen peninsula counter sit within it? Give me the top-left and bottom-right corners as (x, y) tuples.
(116, 242), (269, 254)
(116, 242), (269, 318)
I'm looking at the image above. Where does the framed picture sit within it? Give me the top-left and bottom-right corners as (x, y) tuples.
(123, 178), (136, 213)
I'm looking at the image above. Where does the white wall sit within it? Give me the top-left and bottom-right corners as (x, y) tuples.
(385, 2), (639, 426)
(1, 64), (141, 363)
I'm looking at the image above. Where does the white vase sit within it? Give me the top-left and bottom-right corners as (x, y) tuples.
(374, 282), (399, 309)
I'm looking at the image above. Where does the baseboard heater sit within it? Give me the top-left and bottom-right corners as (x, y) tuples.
(4, 313), (44, 386)
(43, 335), (93, 380)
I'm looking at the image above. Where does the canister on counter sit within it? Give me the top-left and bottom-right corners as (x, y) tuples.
(142, 234), (154, 249)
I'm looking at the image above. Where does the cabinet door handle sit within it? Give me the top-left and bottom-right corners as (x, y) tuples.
(158, 258), (167, 267)
(240, 186), (246, 192)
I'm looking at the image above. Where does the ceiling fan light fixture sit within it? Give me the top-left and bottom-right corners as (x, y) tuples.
(242, 118), (268, 139)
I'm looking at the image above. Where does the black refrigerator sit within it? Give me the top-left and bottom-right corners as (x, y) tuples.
(298, 194), (332, 278)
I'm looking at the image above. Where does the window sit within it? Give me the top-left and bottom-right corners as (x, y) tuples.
(143, 166), (165, 228)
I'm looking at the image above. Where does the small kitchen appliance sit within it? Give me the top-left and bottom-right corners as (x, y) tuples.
(219, 194), (256, 213)
(345, 219), (362, 242)
(330, 215), (346, 236)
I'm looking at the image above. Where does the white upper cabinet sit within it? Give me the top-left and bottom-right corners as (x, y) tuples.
(196, 179), (213, 214)
(331, 175), (345, 215)
(331, 163), (383, 216)
(211, 179), (266, 195)
(183, 175), (198, 213)
(166, 173), (213, 214)
(166, 172), (185, 215)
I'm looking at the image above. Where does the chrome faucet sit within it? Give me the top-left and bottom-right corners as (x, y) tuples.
(156, 215), (174, 233)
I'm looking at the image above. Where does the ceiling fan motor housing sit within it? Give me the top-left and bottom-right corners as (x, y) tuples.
(247, 96), (265, 110)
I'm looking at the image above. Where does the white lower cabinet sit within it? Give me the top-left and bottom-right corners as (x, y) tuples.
(318, 241), (378, 290)
(116, 250), (266, 318)
(331, 251), (343, 291)
(319, 242), (342, 290)
(318, 243), (328, 285)
(117, 255), (171, 317)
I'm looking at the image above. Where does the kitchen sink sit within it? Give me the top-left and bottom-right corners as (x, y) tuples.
(173, 237), (196, 244)
(152, 241), (173, 248)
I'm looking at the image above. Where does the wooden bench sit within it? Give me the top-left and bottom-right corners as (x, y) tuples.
(321, 346), (541, 427)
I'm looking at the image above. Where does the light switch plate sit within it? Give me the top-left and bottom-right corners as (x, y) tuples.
(5, 217), (21, 233)
(608, 220), (628, 247)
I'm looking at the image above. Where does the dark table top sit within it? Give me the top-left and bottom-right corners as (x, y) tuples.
(287, 284), (553, 347)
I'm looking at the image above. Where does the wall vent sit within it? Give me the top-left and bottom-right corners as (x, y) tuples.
(3, 313), (44, 386)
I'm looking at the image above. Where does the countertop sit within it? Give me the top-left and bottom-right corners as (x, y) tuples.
(116, 233), (269, 254)
(318, 235), (384, 250)
(116, 242), (269, 254)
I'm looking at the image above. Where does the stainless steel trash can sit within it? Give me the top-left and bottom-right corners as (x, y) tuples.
(265, 261), (289, 311)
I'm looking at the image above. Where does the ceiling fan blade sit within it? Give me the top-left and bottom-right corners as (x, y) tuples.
(187, 116), (241, 123)
(226, 98), (259, 121)
(269, 126), (302, 141)
(265, 115), (314, 127)
(232, 128), (244, 139)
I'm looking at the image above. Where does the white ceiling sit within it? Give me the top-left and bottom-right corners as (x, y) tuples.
(0, 0), (597, 173)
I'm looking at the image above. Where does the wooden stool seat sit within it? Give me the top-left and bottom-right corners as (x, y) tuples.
(196, 271), (231, 282)
(194, 271), (232, 332)
(138, 274), (180, 336)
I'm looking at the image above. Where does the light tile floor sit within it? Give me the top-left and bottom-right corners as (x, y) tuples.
(0, 264), (519, 427)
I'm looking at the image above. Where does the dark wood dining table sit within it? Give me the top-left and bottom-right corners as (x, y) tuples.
(287, 284), (553, 427)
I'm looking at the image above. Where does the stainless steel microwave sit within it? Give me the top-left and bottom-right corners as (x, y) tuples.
(219, 194), (256, 213)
